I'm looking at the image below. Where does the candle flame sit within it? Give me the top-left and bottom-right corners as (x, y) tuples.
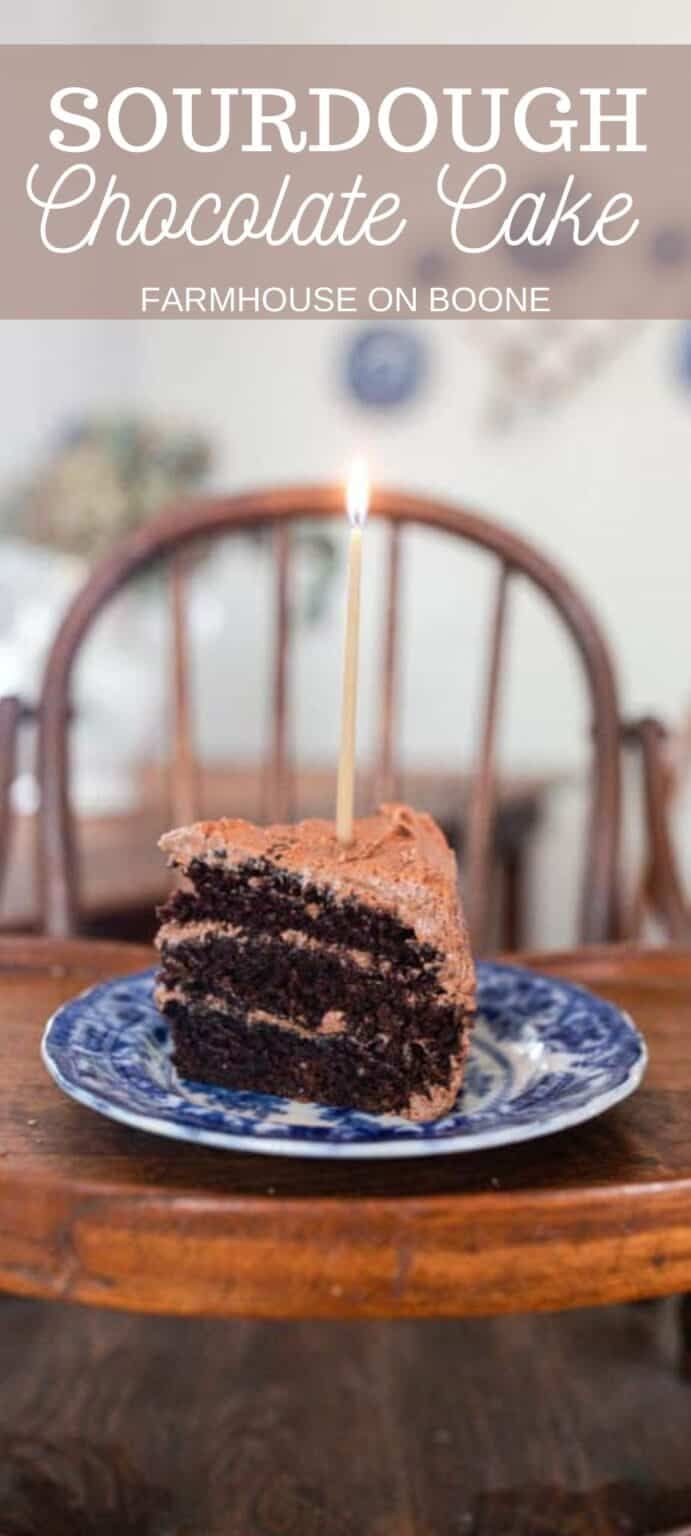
(346, 458), (369, 530)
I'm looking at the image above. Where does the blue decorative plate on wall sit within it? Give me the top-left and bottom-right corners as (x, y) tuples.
(344, 326), (427, 409)
(41, 963), (646, 1160)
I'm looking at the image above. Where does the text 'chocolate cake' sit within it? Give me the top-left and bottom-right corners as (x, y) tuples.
(155, 804), (476, 1122)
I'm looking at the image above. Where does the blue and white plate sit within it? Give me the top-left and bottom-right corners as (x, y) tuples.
(41, 963), (647, 1160)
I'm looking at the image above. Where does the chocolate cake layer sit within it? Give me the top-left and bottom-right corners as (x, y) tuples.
(162, 995), (471, 1120)
(158, 858), (439, 974)
(158, 805), (475, 1010)
(158, 927), (449, 1034)
(156, 805), (476, 1122)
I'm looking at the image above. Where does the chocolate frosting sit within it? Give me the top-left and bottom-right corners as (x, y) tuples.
(159, 803), (475, 1013)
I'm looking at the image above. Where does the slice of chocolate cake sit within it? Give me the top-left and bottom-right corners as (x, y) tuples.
(155, 804), (475, 1122)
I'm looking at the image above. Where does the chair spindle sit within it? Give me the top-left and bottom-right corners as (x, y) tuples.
(465, 561), (512, 951)
(169, 551), (198, 828)
(265, 524), (292, 823)
(0, 695), (21, 900)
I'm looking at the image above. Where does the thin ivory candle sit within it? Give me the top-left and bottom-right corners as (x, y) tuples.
(336, 460), (369, 844)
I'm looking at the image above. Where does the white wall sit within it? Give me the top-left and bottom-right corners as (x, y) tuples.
(0, 323), (140, 485)
(8, 0), (691, 45)
(133, 316), (690, 736)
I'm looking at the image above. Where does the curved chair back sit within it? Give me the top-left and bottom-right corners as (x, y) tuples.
(36, 486), (622, 943)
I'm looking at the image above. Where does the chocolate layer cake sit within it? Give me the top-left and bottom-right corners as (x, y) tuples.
(155, 804), (475, 1122)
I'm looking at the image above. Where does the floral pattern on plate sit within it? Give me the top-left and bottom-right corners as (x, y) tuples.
(41, 962), (647, 1159)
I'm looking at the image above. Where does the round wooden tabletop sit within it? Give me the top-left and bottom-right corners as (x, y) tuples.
(0, 936), (689, 1320)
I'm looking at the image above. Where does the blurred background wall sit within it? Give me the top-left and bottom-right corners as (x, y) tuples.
(1, 0), (689, 945)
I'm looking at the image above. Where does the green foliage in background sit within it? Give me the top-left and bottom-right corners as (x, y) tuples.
(0, 416), (211, 561)
(0, 415), (339, 623)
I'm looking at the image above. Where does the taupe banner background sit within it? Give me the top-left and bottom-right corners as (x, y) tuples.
(0, 44), (689, 318)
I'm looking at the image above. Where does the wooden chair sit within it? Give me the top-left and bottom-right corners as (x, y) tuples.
(622, 716), (691, 1383)
(1, 485), (623, 945)
(0, 695), (22, 908)
(623, 716), (691, 945)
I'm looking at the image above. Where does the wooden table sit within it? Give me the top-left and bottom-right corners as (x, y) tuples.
(0, 937), (690, 1322)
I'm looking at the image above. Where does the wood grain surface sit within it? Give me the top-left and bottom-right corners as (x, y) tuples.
(0, 938), (689, 1320)
(0, 1293), (690, 1534)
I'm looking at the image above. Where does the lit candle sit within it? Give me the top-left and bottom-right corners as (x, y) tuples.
(336, 459), (369, 845)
